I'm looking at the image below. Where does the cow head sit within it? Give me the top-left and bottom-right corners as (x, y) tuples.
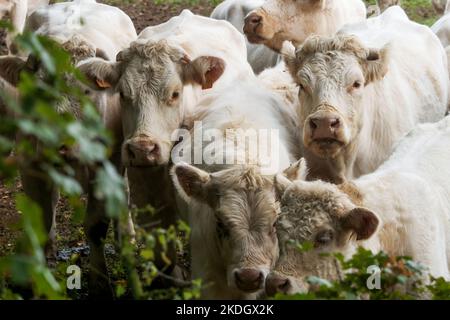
(284, 35), (390, 160)
(265, 166), (379, 296)
(172, 163), (281, 295)
(243, 0), (351, 52)
(78, 40), (225, 167)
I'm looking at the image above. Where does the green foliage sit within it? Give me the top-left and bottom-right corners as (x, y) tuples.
(0, 195), (64, 299)
(428, 277), (450, 300)
(274, 247), (450, 300)
(0, 31), (127, 298)
(118, 208), (201, 300)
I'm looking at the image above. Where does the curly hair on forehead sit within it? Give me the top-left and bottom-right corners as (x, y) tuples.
(295, 34), (370, 61)
(116, 39), (184, 63)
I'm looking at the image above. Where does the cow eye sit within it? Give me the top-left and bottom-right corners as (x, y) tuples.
(216, 219), (229, 239)
(314, 229), (334, 247)
(353, 81), (362, 89)
(119, 91), (125, 99)
(171, 91), (180, 100)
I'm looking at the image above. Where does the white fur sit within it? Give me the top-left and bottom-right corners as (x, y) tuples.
(338, 6), (448, 177)
(354, 116), (450, 279)
(26, 0), (137, 60)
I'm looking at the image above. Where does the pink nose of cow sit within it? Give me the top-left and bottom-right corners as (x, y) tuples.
(309, 116), (341, 140)
(125, 136), (160, 166)
(243, 13), (262, 34)
(265, 274), (291, 297)
(234, 268), (264, 292)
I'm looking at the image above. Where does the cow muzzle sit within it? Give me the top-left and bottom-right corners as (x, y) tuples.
(234, 268), (265, 293)
(303, 109), (349, 159)
(265, 273), (292, 296)
(243, 11), (272, 44)
(123, 134), (161, 167)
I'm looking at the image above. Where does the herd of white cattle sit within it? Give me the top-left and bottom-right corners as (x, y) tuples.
(1, 0), (450, 299)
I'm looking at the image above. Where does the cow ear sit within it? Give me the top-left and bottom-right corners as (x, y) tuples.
(183, 56), (225, 90)
(77, 58), (120, 90)
(361, 44), (390, 84)
(283, 158), (308, 181)
(171, 162), (212, 204)
(340, 207), (379, 240)
(274, 173), (293, 201)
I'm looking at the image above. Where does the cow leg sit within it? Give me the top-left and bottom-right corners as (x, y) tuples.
(84, 174), (112, 299)
(127, 166), (182, 286)
(20, 170), (59, 263)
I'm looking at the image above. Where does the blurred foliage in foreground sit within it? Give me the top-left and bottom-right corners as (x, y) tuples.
(0, 30), (200, 299)
(274, 247), (450, 300)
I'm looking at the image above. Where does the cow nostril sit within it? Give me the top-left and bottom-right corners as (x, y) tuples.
(266, 276), (290, 296)
(152, 143), (160, 155)
(235, 269), (263, 285)
(309, 118), (318, 130)
(330, 118), (340, 129)
(278, 278), (290, 292)
(250, 15), (262, 25)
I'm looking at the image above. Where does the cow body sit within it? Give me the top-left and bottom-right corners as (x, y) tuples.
(26, 0), (137, 60)
(210, 0), (279, 74)
(267, 115), (450, 295)
(285, 7), (448, 182)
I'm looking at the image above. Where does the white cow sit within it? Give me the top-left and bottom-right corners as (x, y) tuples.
(242, 0), (366, 52)
(27, 0), (137, 60)
(210, 0), (279, 74)
(284, 7), (448, 183)
(266, 115), (450, 295)
(1, 0), (137, 297)
(171, 78), (300, 299)
(0, 0), (48, 53)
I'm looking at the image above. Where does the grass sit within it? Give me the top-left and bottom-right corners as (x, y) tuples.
(364, 0), (440, 26)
